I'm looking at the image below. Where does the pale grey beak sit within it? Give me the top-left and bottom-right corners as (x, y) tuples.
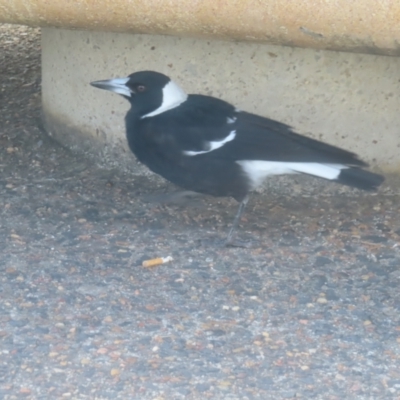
(90, 77), (131, 97)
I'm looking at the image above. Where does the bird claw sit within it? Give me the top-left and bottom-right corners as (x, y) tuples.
(199, 235), (259, 248)
(224, 237), (261, 248)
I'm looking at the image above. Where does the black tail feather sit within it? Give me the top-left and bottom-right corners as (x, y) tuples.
(336, 168), (384, 191)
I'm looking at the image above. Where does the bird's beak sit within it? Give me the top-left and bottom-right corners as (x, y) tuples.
(90, 77), (131, 97)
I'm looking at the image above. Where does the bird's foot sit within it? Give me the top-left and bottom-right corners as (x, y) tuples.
(199, 235), (259, 248)
(224, 236), (261, 248)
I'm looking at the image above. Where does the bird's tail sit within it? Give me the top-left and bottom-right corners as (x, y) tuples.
(288, 163), (384, 191)
(336, 168), (384, 191)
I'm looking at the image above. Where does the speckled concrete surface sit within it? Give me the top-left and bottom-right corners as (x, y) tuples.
(1, 25), (400, 400)
(41, 29), (400, 175)
(1, 1), (400, 55)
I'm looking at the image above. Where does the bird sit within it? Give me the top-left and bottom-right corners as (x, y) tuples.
(90, 71), (384, 246)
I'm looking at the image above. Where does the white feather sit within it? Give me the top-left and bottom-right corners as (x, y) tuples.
(184, 130), (237, 156)
(237, 160), (347, 189)
(142, 80), (188, 118)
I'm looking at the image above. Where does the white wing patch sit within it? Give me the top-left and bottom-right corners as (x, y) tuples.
(237, 160), (347, 189)
(227, 116), (237, 124)
(142, 80), (188, 118)
(184, 130), (236, 156)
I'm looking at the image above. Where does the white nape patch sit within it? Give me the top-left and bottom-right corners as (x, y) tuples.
(92, 77), (130, 97)
(227, 116), (237, 124)
(142, 80), (188, 118)
(184, 130), (236, 156)
(237, 160), (347, 189)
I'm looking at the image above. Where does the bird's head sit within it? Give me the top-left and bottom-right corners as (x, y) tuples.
(90, 70), (188, 118)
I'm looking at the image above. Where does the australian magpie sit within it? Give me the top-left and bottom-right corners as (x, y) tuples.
(91, 71), (384, 246)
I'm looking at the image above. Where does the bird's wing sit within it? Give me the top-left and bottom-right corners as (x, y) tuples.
(141, 94), (238, 157)
(143, 95), (367, 167)
(222, 112), (367, 166)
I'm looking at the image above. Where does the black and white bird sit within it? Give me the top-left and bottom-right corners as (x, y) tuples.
(91, 71), (384, 246)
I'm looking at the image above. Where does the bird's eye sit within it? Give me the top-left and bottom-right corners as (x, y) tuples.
(137, 85), (146, 92)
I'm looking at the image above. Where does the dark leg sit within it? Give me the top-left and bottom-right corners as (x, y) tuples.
(224, 195), (250, 247)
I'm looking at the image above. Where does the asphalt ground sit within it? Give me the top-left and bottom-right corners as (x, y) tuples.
(1, 24), (400, 399)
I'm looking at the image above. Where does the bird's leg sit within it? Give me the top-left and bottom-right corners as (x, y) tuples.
(224, 195), (250, 247)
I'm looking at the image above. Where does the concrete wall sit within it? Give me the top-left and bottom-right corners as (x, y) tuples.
(42, 28), (400, 175)
(2, 0), (400, 56)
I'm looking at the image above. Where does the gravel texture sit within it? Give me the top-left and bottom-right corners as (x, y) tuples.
(1, 24), (400, 400)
